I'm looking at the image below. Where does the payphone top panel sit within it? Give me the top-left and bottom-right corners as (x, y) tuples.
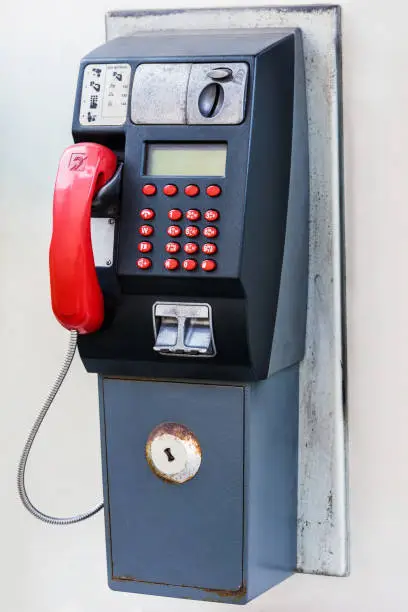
(81, 29), (298, 60)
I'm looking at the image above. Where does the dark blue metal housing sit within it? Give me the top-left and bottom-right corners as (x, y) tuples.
(99, 367), (299, 603)
(74, 29), (309, 383)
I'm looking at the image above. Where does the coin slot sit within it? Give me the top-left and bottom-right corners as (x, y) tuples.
(198, 83), (224, 118)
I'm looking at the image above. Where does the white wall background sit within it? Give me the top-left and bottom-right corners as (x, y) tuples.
(1, 0), (407, 610)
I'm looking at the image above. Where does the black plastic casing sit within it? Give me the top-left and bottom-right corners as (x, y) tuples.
(72, 30), (309, 383)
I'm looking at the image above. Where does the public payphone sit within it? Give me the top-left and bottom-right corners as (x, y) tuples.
(18, 28), (309, 603)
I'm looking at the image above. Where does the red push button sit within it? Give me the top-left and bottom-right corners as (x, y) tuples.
(168, 209), (183, 221)
(185, 226), (200, 238)
(184, 242), (199, 254)
(183, 259), (197, 271)
(203, 226), (218, 238)
(184, 184), (200, 197)
(201, 259), (217, 272)
(163, 184), (178, 196)
(167, 225), (182, 237)
(164, 258), (179, 271)
(206, 185), (221, 197)
(165, 242), (180, 254)
(204, 209), (219, 222)
(186, 209), (201, 221)
(137, 257), (152, 269)
(142, 184), (157, 196)
(140, 208), (155, 220)
(202, 243), (217, 255)
(138, 241), (152, 253)
(139, 224), (154, 237)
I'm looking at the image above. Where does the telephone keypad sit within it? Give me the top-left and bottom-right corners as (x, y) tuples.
(206, 185), (221, 197)
(163, 184), (178, 196)
(137, 182), (222, 272)
(183, 259), (197, 271)
(202, 243), (217, 255)
(142, 184), (157, 196)
(139, 224), (154, 236)
(167, 225), (182, 237)
(140, 208), (155, 220)
(138, 241), (153, 253)
(204, 209), (219, 222)
(201, 259), (217, 272)
(184, 184), (200, 197)
(165, 242), (180, 254)
(186, 209), (201, 221)
(203, 226), (218, 239)
(164, 258), (179, 271)
(137, 257), (152, 269)
(168, 209), (183, 221)
(185, 226), (200, 238)
(184, 242), (199, 254)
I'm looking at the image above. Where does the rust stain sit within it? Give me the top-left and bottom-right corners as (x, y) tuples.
(145, 422), (202, 484)
(200, 582), (247, 602)
(147, 422), (200, 445)
(114, 575), (246, 602)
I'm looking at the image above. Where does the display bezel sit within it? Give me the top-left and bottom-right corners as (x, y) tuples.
(143, 141), (228, 177)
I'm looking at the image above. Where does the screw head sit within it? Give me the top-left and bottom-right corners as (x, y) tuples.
(106, 259), (112, 266)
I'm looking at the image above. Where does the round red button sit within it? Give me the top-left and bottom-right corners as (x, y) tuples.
(139, 224), (154, 237)
(183, 259), (197, 271)
(140, 208), (155, 220)
(138, 241), (152, 253)
(184, 242), (199, 254)
(137, 257), (152, 269)
(186, 209), (201, 221)
(204, 209), (219, 222)
(142, 184), (157, 196)
(206, 185), (221, 197)
(167, 225), (182, 237)
(201, 259), (217, 272)
(163, 184), (178, 196)
(168, 209), (183, 221)
(202, 243), (217, 255)
(184, 184), (200, 197)
(203, 226), (218, 238)
(165, 242), (180, 254)
(164, 258), (179, 271)
(185, 226), (200, 238)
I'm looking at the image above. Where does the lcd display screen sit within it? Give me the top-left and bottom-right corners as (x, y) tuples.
(145, 143), (227, 176)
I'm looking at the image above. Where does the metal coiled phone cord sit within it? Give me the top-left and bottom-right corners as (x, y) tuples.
(17, 330), (104, 525)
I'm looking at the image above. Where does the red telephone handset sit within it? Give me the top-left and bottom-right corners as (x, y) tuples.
(49, 143), (117, 334)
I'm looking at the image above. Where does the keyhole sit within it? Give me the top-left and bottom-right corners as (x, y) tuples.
(164, 447), (175, 462)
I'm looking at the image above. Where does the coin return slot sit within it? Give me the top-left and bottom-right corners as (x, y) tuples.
(184, 317), (213, 353)
(153, 302), (216, 357)
(153, 316), (178, 351)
